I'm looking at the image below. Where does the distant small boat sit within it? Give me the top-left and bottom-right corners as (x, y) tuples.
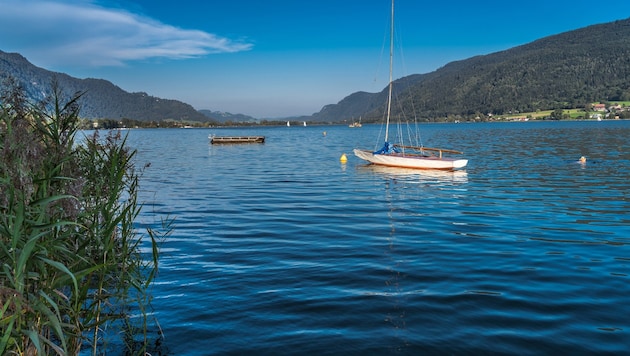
(287, 121), (291, 127)
(303, 121), (307, 126)
(209, 135), (265, 144)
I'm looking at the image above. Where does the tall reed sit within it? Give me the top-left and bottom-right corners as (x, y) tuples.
(0, 78), (169, 355)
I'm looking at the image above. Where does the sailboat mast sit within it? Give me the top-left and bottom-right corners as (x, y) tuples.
(384, 0), (394, 142)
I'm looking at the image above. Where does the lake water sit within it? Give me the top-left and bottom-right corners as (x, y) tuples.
(127, 120), (630, 355)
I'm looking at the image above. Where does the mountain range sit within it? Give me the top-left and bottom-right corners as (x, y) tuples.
(2, 17), (630, 123)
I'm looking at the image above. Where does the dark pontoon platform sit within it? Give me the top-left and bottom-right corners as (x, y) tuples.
(209, 135), (265, 144)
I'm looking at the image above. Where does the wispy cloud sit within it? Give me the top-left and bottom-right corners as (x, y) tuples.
(0, 0), (253, 67)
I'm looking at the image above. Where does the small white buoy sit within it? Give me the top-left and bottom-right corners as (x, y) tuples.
(340, 153), (347, 163)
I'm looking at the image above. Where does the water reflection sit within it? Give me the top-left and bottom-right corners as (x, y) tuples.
(356, 164), (469, 184)
(382, 176), (409, 353)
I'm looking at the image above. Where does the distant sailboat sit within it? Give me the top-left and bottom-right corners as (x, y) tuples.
(353, 0), (467, 170)
(303, 121), (307, 126)
(287, 121), (290, 127)
(349, 116), (362, 128)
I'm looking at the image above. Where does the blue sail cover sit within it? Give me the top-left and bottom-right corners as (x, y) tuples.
(373, 142), (400, 155)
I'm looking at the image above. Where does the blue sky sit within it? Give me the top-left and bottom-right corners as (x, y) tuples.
(1, 0), (629, 118)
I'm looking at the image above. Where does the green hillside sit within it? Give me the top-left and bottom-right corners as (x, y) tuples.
(0, 51), (208, 122)
(314, 18), (630, 122)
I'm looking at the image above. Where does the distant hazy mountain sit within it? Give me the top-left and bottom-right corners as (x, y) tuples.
(198, 109), (257, 123)
(312, 17), (630, 122)
(0, 50), (208, 122)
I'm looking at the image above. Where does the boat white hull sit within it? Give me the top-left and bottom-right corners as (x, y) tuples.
(353, 149), (467, 170)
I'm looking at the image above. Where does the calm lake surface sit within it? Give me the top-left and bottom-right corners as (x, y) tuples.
(127, 120), (630, 355)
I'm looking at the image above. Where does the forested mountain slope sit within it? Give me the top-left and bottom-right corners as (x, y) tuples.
(0, 51), (207, 121)
(313, 18), (630, 122)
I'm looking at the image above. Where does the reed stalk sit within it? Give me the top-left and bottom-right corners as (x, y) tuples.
(0, 77), (169, 355)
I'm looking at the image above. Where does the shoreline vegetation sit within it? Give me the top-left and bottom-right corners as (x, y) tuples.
(0, 77), (171, 355)
(84, 101), (630, 130)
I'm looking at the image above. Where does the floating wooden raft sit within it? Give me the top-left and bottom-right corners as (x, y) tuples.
(210, 135), (265, 144)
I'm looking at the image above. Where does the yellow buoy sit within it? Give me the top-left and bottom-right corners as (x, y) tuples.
(340, 153), (347, 163)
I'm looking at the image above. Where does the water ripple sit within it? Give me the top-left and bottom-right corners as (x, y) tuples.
(129, 121), (630, 354)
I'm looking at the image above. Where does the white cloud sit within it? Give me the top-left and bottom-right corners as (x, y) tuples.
(0, 0), (253, 67)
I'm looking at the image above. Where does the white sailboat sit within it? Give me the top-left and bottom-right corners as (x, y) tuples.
(287, 121), (290, 127)
(348, 116), (362, 128)
(353, 0), (467, 170)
